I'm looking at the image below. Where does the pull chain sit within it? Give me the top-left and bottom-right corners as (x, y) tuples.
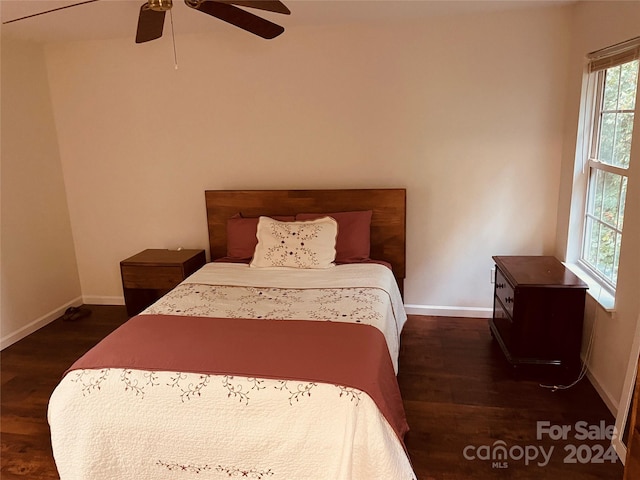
(170, 8), (178, 70)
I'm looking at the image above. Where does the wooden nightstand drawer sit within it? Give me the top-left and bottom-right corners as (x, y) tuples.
(492, 297), (513, 351)
(494, 268), (515, 318)
(120, 249), (206, 317)
(121, 265), (184, 290)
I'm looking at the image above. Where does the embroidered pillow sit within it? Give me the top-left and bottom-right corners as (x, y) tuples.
(250, 216), (338, 269)
(225, 213), (295, 261)
(295, 210), (372, 263)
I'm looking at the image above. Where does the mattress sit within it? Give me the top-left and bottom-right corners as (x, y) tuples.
(48, 262), (415, 479)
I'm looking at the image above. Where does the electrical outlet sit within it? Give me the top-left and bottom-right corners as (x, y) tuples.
(490, 267), (495, 284)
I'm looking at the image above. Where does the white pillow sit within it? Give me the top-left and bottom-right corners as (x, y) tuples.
(250, 216), (338, 269)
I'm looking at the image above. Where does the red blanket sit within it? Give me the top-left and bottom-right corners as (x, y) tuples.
(67, 314), (409, 443)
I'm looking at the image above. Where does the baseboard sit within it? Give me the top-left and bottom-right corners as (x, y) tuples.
(404, 304), (493, 318)
(583, 368), (620, 461)
(0, 296), (83, 350)
(82, 295), (125, 306)
(583, 360), (618, 417)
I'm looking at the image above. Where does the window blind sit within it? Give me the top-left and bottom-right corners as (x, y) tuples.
(588, 36), (640, 73)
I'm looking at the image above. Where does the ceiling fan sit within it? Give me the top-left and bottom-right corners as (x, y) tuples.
(136, 0), (291, 42)
(2, 0), (290, 41)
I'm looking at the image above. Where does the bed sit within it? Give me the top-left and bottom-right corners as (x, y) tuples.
(48, 188), (415, 480)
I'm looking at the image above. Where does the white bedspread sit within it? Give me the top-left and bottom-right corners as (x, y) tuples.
(48, 263), (415, 480)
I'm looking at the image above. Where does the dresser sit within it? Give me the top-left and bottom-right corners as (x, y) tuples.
(490, 256), (588, 374)
(120, 249), (206, 317)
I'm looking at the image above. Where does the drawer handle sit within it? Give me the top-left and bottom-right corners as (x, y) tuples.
(505, 296), (513, 304)
(496, 283), (505, 289)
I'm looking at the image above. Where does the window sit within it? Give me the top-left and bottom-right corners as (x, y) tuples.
(579, 40), (639, 294)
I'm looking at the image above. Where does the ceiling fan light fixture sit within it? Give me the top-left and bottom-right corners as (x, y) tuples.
(184, 0), (204, 8)
(148, 0), (173, 12)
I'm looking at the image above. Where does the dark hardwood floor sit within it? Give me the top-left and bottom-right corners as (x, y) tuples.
(399, 315), (623, 479)
(1, 307), (623, 479)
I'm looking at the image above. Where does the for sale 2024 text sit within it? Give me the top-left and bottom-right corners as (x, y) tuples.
(462, 421), (619, 468)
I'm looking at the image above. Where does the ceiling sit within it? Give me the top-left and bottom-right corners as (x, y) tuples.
(1, 0), (573, 44)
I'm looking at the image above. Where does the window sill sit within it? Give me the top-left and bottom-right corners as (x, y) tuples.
(563, 262), (616, 312)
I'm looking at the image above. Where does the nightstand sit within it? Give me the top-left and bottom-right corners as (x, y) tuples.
(120, 249), (206, 317)
(490, 256), (588, 375)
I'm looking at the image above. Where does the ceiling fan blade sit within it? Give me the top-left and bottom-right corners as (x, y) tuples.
(135, 3), (166, 43)
(188, 1), (285, 39)
(214, 1), (290, 15)
(2, 0), (100, 25)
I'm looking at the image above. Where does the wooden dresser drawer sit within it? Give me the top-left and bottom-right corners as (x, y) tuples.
(492, 297), (513, 351)
(494, 268), (515, 317)
(121, 265), (184, 290)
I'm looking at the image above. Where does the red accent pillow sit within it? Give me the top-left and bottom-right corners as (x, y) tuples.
(295, 211), (372, 263)
(226, 214), (295, 261)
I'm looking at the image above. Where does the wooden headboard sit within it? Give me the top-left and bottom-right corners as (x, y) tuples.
(204, 189), (406, 289)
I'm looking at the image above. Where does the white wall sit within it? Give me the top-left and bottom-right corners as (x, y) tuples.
(556, 0), (640, 414)
(0, 37), (81, 348)
(43, 5), (571, 314)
